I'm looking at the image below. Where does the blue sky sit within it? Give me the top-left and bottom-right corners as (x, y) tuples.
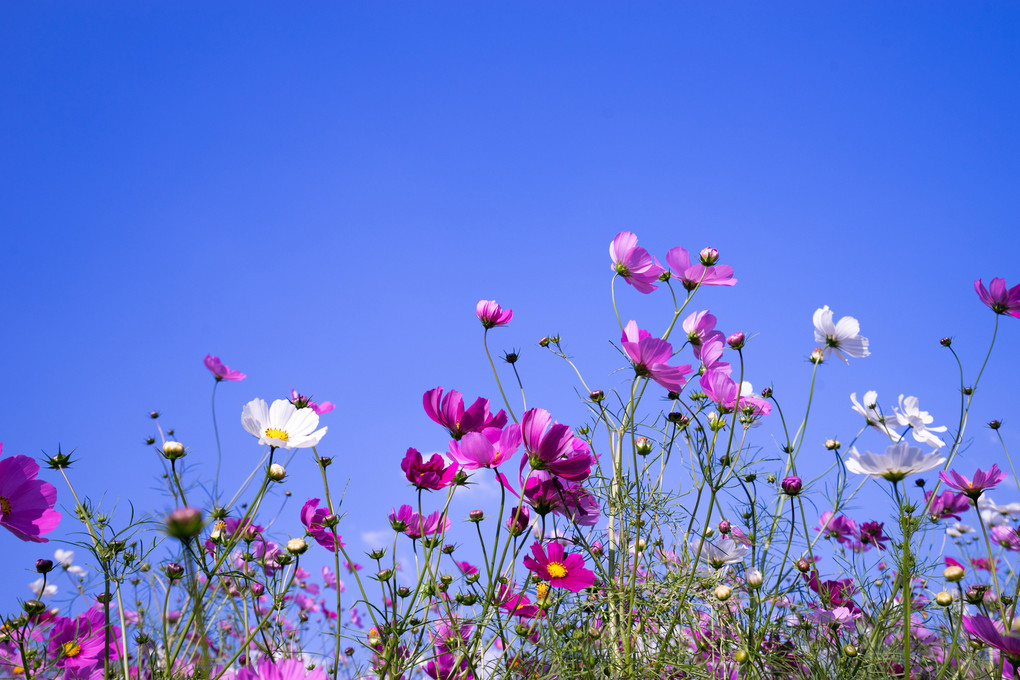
(1, 3), (1019, 609)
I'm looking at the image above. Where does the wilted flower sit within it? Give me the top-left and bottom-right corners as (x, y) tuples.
(813, 306), (869, 363)
(241, 398), (327, 449)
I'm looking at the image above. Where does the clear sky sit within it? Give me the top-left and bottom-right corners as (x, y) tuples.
(2, 3), (1019, 610)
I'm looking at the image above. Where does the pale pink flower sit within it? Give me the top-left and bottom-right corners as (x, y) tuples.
(665, 246), (736, 291)
(621, 320), (693, 392)
(610, 231), (663, 294)
(204, 354), (246, 381)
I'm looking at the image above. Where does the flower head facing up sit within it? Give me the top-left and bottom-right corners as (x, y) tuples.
(400, 448), (459, 491)
(610, 231), (663, 294)
(665, 246), (737, 291)
(975, 278), (1020, 318)
(523, 541), (595, 592)
(476, 300), (513, 329)
(423, 387), (507, 440)
(812, 306), (869, 363)
(289, 389), (334, 415)
(940, 464), (1006, 501)
(845, 441), (946, 482)
(621, 321), (693, 393)
(204, 354), (246, 381)
(241, 398), (327, 450)
(0, 444), (61, 542)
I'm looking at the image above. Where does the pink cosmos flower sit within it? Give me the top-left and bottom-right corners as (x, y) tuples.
(522, 473), (600, 526)
(520, 408), (595, 482)
(610, 231), (664, 294)
(204, 354), (246, 381)
(992, 525), (1020, 552)
(682, 310), (724, 355)
(231, 657), (328, 680)
(975, 278), (1020, 318)
(665, 246), (737, 291)
(0, 444), (61, 542)
(925, 490), (970, 522)
(401, 448), (459, 491)
(289, 389), (334, 415)
(699, 370), (771, 417)
(476, 300), (513, 328)
(620, 321), (693, 393)
(497, 583), (541, 619)
(390, 504), (450, 539)
(447, 424), (522, 469)
(423, 387), (508, 440)
(855, 521), (890, 551)
(523, 541), (596, 592)
(940, 465), (1007, 501)
(300, 498), (343, 552)
(816, 511), (858, 545)
(47, 607), (118, 671)
(963, 615), (1020, 667)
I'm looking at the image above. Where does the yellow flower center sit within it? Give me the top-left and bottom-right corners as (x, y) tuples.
(265, 428), (289, 441)
(536, 583), (549, 599)
(0, 496), (10, 515)
(63, 641), (82, 658)
(546, 561), (567, 579)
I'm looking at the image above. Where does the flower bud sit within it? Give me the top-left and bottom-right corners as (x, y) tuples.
(163, 562), (185, 580)
(22, 599), (46, 615)
(502, 350), (519, 364)
(734, 649), (748, 664)
(935, 591), (953, 607)
(506, 507), (530, 536)
(746, 568), (763, 589)
(36, 559), (54, 574)
(760, 386), (773, 398)
(318, 457), (333, 468)
(990, 420), (1002, 430)
(965, 585), (986, 604)
(149, 411), (160, 419)
(376, 569), (393, 582)
(162, 441), (186, 460)
(635, 436), (653, 456)
(468, 509), (485, 523)
(796, 558), (811, 573)
(940, 337), (952, 347)
(781, 476), (802, 496)
(539, 336), (550, 348)
(286, 538), (307, 555)
(726, 332), (745, 349)
(699, 247), (719, 266)
(250, 582), (265, 597)
(145, 437), (156, 446)
(589, 390), (604, 403)
(166, 507), (203, 541)
(268, 464), (286, 482)
(824, 439), (840, 451)
(809, 348), (824, 364)
(718, 520), (731, 535)
(944, 565), (965, 582)
(843, 645), (858, 658)
(713, 585), (732, 601)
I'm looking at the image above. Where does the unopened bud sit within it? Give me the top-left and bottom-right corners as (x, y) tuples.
(699, 247), (719, 266)
(746, 568), (763, 589)
(796, 558), (811, 573)
(843, 644), (858, 658)
(36, 559), (54, 574)
(824, 439), (840, 450)
(781, 476), (802, 496)
(718, 520), (731, 535)
(286, 538), (307, 555)
(22, 599), (46, 615)
(760, 386), (773, 398)
(163, 562), (185, 580)
(714, 585), (732, 601)
(990, 420), (1002, 430)
(149, 411), (160, 419)
(726, 332), (745, 349)
(935, 591), (953, 607)
(809, 348), (825, 364)
(734, 649), (748, 663)
(376, 569), (393, 582)
(468, 509), (485, 523)
(539, 337), (550, 348)
(268, 463), (286, 482)
(166, 507), (203, 541)
(589, 390), (604, 403)
(162, 441), (186, 460)
(635, 436), (653, 456)
(319, 456), (333, 468)
(944, 565), (965, 582)
(145, 437), (156, 446)
(940, 337), (952, 347)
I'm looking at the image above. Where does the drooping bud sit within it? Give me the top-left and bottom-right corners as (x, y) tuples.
(699, 248), (719, 266)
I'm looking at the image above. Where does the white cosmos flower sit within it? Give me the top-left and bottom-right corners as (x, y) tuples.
(947, 522), (974, 538)
(893, 395), (948, 448)
(850, 391), (897, 438)
(241, 398), (327, 449)
(978, 495), (1020, 527)
(694, 536), (748, 573)
(29, 578), (56, 597)
(813, 306), (870, 363)
(845, 441), (945, 482)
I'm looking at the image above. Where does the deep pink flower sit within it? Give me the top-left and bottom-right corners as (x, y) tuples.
(232, 656), (328, 680)
(963, 615), (1020, 666)
(401, 448), (459, 491)
(289, 389), (334, 415)
(855, 521), (890, 551)
(447, 424), (521, 469)
(665, 246), (737, 291)
(497, 583), (541, 619)
(804, 573), (856, 609)
(610, 231), (664, 294)
(0, 445), (61, 542)
(300, 498), (343, 552)
(423, 387), (508, 440)
(203, 354), (246, 381)
(523, 541), (596, 592)
(975, 278), (1020, 318)
(925, 490), (970, 522)
(621, 321), (693, 392)
(404, 508), (450, 540)
(476, 300), (513, 328)
(520, 408), (593, 481)
(522, 473), (600, 526)
(940, 464), (1007, 501)
(47, 607), (117, 671)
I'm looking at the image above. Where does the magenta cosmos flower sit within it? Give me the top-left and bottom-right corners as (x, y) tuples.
(523, 540), (596, 592)
(520, 408), (593, 482)
(447, 424), (522, 469)
(975, 278), (1020, 318)
(940, 464), (1007, 501)
(610, 231), (663, 294)
(230, 657), (328, 680)
(401, 448), (459, 491)
(423, 387), (508, 440)
(665, 246), (737, 291)
(300, 498), (343, 552)
(0, 444), (61, 542)
(621, 321), (693, 393)
(204, 354), (246, 381)
(963, 615), (1020, 667)
(476, 300), (513, 328)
